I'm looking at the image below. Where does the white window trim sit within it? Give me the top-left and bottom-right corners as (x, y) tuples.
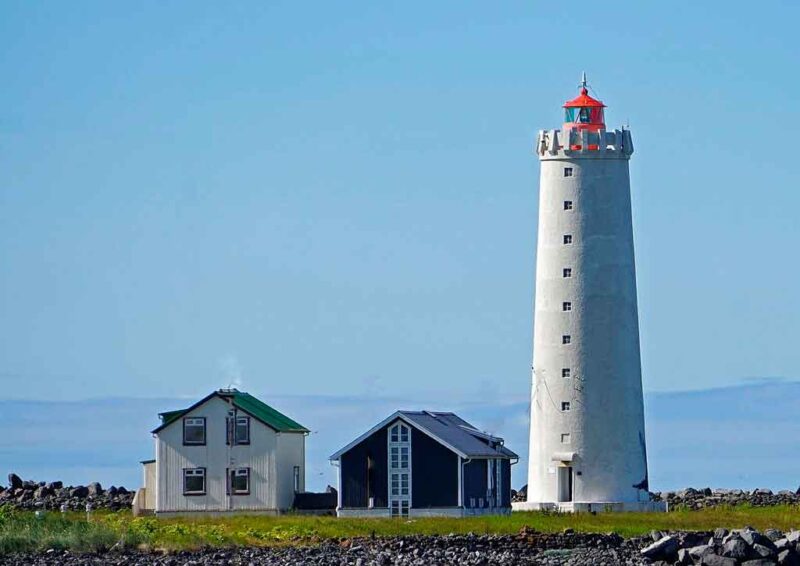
(183, 468), (206, 495)
(235, 416), (250, 444)
(387, 422), (412, 517)
(229, 467), (250, 495)
(183, 417), (206, 445)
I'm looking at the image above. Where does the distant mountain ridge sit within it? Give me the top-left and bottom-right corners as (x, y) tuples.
(1, 380), (798, 493)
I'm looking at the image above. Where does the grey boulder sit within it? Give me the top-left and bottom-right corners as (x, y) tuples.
(702, 554), (738, 566)
(722, 537), (749, 560)
(641, 535), (680, 560)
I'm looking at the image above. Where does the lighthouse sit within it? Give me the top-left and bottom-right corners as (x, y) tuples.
(517, 76), (662, 512)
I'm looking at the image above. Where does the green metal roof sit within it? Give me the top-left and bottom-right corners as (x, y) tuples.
(151, 389), (308, 434)
(225, 390), (308, 433)
(158, 410), (185, 426)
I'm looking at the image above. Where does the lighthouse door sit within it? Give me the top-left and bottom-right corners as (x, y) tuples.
(557, 466), (573, 502)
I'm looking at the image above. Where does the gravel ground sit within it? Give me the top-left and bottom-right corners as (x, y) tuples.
(0, 532), (650, 565)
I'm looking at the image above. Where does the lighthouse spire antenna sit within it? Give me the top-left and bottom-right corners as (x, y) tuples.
(580, 71), (587, 91)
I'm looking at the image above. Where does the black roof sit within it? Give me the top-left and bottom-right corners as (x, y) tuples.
(399, 411), (518, 459)
(330, 410), (518, 460)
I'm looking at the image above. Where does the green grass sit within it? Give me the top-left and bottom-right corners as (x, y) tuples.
(1, 504), (798, 553)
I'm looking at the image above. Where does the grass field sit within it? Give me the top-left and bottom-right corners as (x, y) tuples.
(1, 504), (798, 554)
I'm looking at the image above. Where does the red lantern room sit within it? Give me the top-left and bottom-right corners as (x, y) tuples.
(563, 73), (605, 133)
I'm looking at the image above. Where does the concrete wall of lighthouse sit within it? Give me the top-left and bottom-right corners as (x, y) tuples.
(527, 147), (648, 504)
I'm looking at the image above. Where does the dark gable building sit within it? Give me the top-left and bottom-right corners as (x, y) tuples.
(330, 411), (518, 517)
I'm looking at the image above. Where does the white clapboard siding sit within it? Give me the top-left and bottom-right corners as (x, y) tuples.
(155, 395), (304, 513)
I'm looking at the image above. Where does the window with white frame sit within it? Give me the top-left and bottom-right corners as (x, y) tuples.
(390, 423), (409, 443)
(391, 472), (409, 497)
(183, 468), (206, 495)
(563, 234), (573, 245)
(226, 415), (250, 445)
(564, 200), (573, 210)
(563, 268), (572, 278)
(183, 417), (206, 445)
(564, 167), (573, 177)
(293, 466), (301, 493)
(561, 402), (571, 412)
(562, 368), (571, 378)
(562, 302), (572, 312)
(228, 467), (250, 495)
(562, 335), (571, 345)
(561, 433), (571, 444)
(390, 446), (409, 469)
(388, 422), (411, 516)
(390, 499), (410, 518)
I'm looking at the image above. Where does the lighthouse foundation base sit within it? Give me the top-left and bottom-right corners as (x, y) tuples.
(512, 500), (666, 514)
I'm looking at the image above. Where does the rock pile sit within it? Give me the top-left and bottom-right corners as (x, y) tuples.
(0, 474), (133, 511)
(640, 527), (800, 565)
(0, 529), (798, 565)
(652, 488), (800, 510)
(0, 531), (645, 565)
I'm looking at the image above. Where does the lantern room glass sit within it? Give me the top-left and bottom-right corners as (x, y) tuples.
(565, 107), (604, 124)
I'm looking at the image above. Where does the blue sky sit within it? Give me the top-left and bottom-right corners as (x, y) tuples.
(1, 1), (799, 404)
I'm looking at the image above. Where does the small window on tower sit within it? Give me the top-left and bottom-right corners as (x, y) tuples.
(563, 234), (573, 245)
(561, 433), (571, 444)
(562, 335), (571, 345)
(561, 402), (571, 412)
(563, 302), (572, 312)
(564, 167), (573, 177)
(563, 268), (572, 278)
(562, 368), (571, 378)
(564, 200), (573, 210)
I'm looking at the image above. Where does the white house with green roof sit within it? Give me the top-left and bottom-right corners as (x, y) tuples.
(133, 389), (309, 516)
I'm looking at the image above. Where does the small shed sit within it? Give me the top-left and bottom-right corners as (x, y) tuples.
(330, 410), (518, 518)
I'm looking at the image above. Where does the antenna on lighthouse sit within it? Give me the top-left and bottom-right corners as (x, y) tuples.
(580, 72), (587, 90)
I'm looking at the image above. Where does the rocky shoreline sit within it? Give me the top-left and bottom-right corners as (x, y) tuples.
(0, 474), (133, 512)
(0, 531), (648, 565)
(1, 528), (799, 565)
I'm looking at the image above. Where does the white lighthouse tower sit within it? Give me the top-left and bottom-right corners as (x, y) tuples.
(516, 76), (661, 512)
